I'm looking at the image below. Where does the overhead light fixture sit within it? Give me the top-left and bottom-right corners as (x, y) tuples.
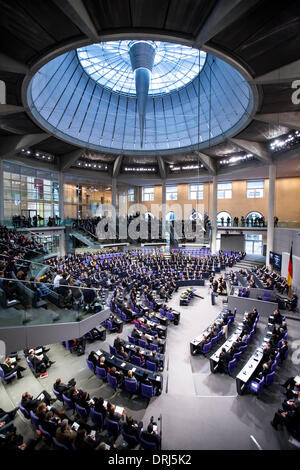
(269, 130), (300, 152)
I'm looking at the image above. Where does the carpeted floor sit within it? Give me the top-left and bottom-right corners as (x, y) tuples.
(0, 273), (299, 450)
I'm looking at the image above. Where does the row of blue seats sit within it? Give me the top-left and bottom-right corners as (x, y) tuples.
(86, 360), (158, 402)
(197, 310), (237, 356)
(249, 345), (289, 396)
(19, 391), (158, 450)
(227, 315), (260, 375)
(108, 345), (159, 372)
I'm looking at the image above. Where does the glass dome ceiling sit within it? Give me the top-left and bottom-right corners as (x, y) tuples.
(26, 40), (255, 156)
(77, 41), (207, 95)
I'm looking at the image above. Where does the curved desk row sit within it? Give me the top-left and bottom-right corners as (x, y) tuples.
(176, 280), (205, 287)
(96, 348), (163, 391)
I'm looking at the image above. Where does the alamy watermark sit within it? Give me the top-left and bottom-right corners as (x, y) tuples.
(95, 202), (206, 243)
(291, 80), (300, 105)
(291, 340), (300, 366)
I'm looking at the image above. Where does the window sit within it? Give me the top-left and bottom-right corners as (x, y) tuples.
(245, 211), (264, 226)
(166, 185), (177, 200)
(245, 234), (263, 256)
(142, 186), (154, 201)
(128, 188), (135, 202)
(217, 211), (232, 226)
(247, 180), (264, 198)
(189, 183), (203, 200)
(218, 182), (232, 199)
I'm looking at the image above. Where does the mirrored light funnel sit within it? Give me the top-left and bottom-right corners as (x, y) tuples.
(129, 41), (156, 147)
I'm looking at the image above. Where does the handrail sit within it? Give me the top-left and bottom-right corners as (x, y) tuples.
(0, 241), (43, 257)
(75, 225), (99, 241)
(0, 252), (48, 268)
(1, 275), (105, 293)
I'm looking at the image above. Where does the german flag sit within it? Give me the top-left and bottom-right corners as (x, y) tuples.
(287, 242), (293, 297)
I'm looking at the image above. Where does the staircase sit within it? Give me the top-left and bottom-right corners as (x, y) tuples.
(70, 229), (102, 249)
(237, 255), (265, 271)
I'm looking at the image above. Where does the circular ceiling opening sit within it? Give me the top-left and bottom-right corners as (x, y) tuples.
(26, 40), (255, 155)
(77, 41), (207, 95)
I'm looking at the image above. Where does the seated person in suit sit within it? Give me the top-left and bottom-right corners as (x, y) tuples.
(106, 403), (125, 423)
(151, 334), (165, 354)
(113, 336), (125, 352)
(271, 402), (300, 431)
(55, 419), (77, 448)
(88, 350), (100, 368)
(27, 348), (55, 373)
(286, 292), (298, 311)
(118, 346), (129, 361)
(281, 321), (288, 331)
(277, 327), (286, 341)
(21, 391), (54, 412)
(257, 363), (270, 380)
(235, 337), (246, 349)
(53, 377), (76, 395)
(1, 357), (26, 380)
(109, 313), (121, 330)
(88, 328), (103, 340)
(192, 335), (210, 356)
(261, 343), (275, 363)
(269, 334), (278, 348)
(281, 396), (300, 413)
(251, 308), (258, 320)
(240, 320), (251, 338)
(217, 348), (231, 373)
(0, 411), (16, 435)
(281, 376), (300, 400)
(211, 322), (220, 336)
(131, 327), (141, 340)
(134, 347), (145, 365)
(35, 401), (67, 422)
(278, 340), (288, 361)
(221, 309), (232, 324)
(41, 410), (61, 436)
(229, 342), (240, 357)
(99, 356), (108, 371)
(73, 427), (102, 450)
(64, 386), (85, 403)
(140, 422), (160, 447)
(123, 415), (143, 441)
(109, 366), (124, 386)
(92, 397), (107, 419)
(126, 369), (138, 384)
(269, 309), (283, 325)
(266, 354), (275, 369)
(243, 314), (253, 329)
(74, 390), (90, 413)
(149, 350), (163, 371)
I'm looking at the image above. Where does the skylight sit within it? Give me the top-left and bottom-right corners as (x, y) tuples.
(77, 41), (206, 96)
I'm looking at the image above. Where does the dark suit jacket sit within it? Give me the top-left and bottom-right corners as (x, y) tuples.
(42, 419), (58, 436)
(107, 411), (122, 422)
(93, 401), (107, 418)
(219, 351), (231, 365)
(123, 422), (140, 438)
(1, 362), (15, 376)
(54, 382), (71, 394)
(140, 430), (160, 445)
(21, 396), (40, 412)
(279, 345), (288, 360)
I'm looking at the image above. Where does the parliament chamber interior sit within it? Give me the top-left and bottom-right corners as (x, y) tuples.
(0, 0), (300, 457)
